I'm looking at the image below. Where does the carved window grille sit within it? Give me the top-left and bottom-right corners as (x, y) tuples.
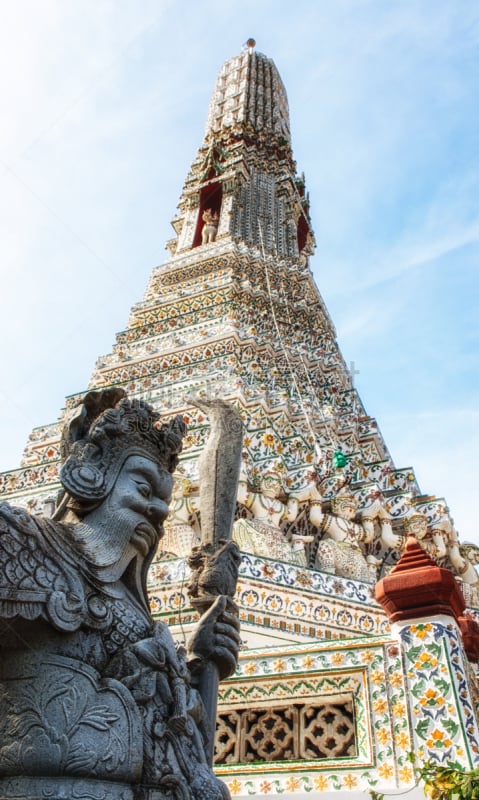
(215, 697), (356, 765)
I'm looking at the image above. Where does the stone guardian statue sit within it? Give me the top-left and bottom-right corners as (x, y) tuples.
(0, 388), (241, 800)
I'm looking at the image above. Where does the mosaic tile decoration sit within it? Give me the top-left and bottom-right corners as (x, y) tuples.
(148, 554), (391, 641)
(215, 637), (414, 795)
(399, 619), (479, 769)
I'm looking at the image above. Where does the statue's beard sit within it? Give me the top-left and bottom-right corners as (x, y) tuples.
(72, 496), (161, 587)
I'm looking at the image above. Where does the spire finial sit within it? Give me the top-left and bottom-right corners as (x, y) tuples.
(246, 38), (256, 53)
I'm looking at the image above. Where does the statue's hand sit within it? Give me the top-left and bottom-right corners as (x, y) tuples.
(187, 595), (240, 681)
(188, 540), (241, 600)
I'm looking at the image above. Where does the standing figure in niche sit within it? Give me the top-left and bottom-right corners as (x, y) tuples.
(201, 208), (219, 244)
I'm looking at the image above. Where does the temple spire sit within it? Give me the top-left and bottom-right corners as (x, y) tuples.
(202, 46), (291, 145)
(169, 47), (314, 259)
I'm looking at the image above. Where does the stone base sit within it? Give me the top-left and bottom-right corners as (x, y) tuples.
(0, 776), (134, 800)
(0, 777), (184, 800)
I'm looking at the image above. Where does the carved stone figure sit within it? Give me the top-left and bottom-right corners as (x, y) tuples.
(201, 209), (219, 244)
(358, 488), (401, 551)
(0, 389), (240, 800)
(403, 506), (440, 558)
(459, 542), (479, 584)
(309, 487), (399, 583)
(238, 469), (297, 529)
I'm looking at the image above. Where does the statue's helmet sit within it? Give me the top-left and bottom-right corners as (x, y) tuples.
(59, 389), (186, 514)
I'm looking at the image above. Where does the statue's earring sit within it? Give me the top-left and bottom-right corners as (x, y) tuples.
(61, 456), (106, 501)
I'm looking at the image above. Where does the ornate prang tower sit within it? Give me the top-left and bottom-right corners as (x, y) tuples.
(2, 42), (479, 798)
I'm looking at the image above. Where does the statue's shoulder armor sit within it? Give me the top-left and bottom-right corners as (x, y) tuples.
(0, 503), (87, 632)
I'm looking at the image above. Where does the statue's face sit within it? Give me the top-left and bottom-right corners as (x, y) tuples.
(74, 454), (174, 601)
(104, 454), (173, 558)
(85, 455), (173, 564)
(261, 476), (282, 499)
(407, 516), (428, 539)
(334, 498), (357, 520)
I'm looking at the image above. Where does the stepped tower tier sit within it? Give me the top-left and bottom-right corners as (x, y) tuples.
(1, 43), (479, 797)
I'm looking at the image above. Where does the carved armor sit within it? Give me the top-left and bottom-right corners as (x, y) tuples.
(0, 506), (228, 800)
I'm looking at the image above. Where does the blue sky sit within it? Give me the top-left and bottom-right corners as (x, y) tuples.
(0, 1), (478, 541)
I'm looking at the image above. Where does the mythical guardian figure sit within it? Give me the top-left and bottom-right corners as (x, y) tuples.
(235, 468), (314, 565)
(309, 486), (401, 583)
(405, 504), (479, 587)
(0, 389), (240, 800)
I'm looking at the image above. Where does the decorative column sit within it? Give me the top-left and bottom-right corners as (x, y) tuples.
(376, 534), (479, 767)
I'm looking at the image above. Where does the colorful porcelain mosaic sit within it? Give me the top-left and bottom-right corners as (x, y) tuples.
(214, 637), (415, 795)
(400, 619), (479, 768)
(148, 553), (391, 641)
